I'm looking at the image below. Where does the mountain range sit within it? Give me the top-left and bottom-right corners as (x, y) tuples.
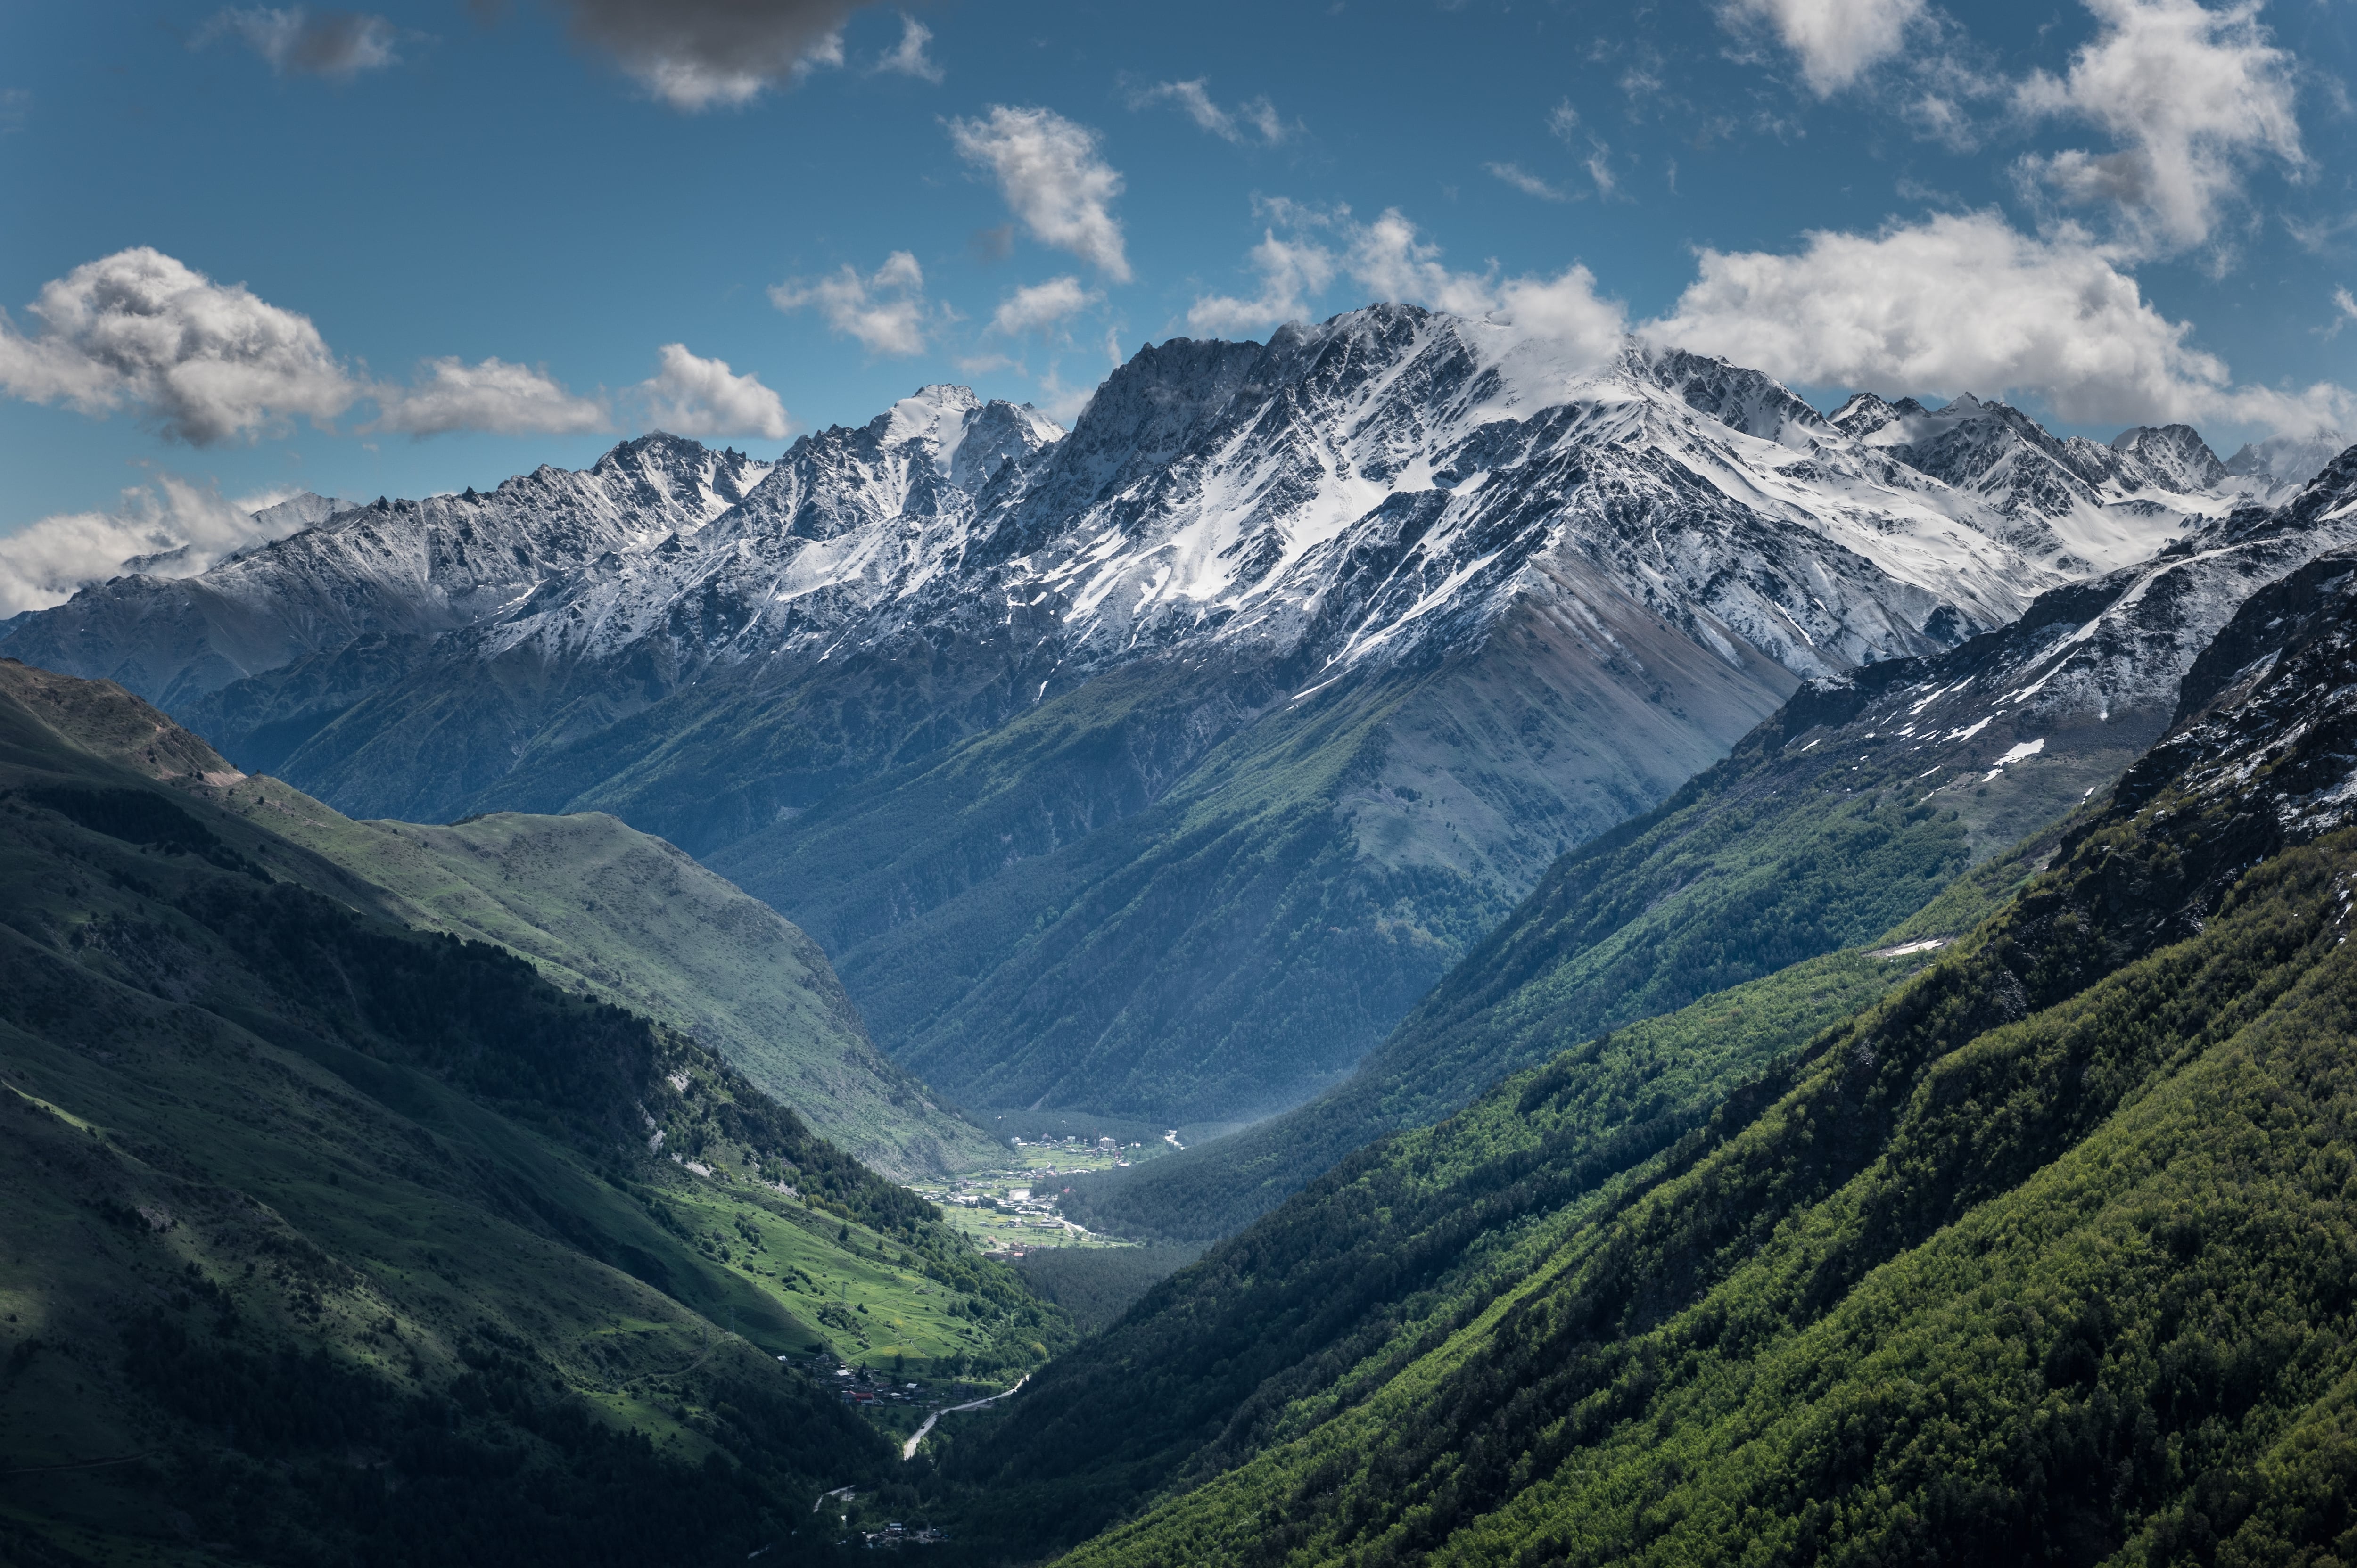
(9, 305), (2357, 1565)
(926, 481), (2357, 1564)
(5, 305), (2331, 1137)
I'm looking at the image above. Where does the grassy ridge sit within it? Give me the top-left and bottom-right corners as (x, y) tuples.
(0, 664), (1067, 1565)
(920, 946), (1922, 1556)
(1061, 757), (2082, 1246)
(1016, 623), (2357, 1565)
(243, 797), (1000, 1179)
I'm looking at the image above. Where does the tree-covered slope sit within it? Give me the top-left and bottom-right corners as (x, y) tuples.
(0, 657), (996, 1179)
(916, 946), (1927, 1558)
(0, 663), (1067, 1566)
(1068, 458), (2357, 1242)
(983, 544), (2357, 1566)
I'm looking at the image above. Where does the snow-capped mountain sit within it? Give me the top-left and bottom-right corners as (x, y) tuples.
(4, 303), (2332, 1128)
(4, 435), (769, 710)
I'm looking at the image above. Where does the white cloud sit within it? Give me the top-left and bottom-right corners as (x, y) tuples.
(991, 277), (1101, 337)
(0, 247), (357, 444)
(1647, 209), (2350, 432)
(948, 106), (1131, 281)
(1487, 162), (1568, 202)
(1188, 230), (1339, 336)
(1720, 0), (1925, 96)
(2014, 0), (2304, 253)
(0, 476), (321, 616)
(2322, 287), (2357, 342)
(873, 13), (941, 82)
(1031, 363), (1104, 425)
(197, 7), (402, 77)
(366, 357), (609, 436)
(552, 0), (863, 110)
(1130, 79), (1287, 145)
(1547, 99), (1580, 140)
(769, 250), (934, 355)
(1187, 205), (1624, 363)
(638, 344), (791, 440)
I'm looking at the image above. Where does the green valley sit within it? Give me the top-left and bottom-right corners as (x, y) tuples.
(0, 663), (1068, 1566)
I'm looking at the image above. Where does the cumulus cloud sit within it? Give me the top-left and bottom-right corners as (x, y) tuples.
(2014, 0), (2304, 254)
(948, 106), (1131, 281)
(991, 277), (1100, 337)
(365, 356), (608, 436)
(551, 0), (865, 110)
(873, 13), (940, 82)
(1647, 208), (2350, 432)
(638, 344), (790, 440)
(0, 477), (325, 616)
(0, 247), (357, 444)
(1187, 205), (1625, 364)
(1351, 211), (1627, 362)
(197, 6), (402, 77)
(1487, 162), (1569, 202)
(1719, 0), (1926, 96)
(769, 250), (934, 355)
(1129, 79), (1286, 145)
(1187, 229), (1340, 336)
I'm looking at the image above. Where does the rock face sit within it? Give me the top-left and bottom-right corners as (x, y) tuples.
(1063, 445), (2357, 1240)
(1, 304), (2320, 1127)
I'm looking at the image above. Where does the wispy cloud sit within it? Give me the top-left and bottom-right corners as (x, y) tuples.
(873, 13), (941, 82)
(0, 476), (327, 616)
(2013, 0), (2305, 255)
(1486, 162), (1569, 202)
(365, 357), (608, 437)
(1129, 78), (1288, 145)
(196, 7), (404, 78)
(770, 250), (937, 355)
(2323, 287), (2357, 342)
(1717, 0), (1926, 96)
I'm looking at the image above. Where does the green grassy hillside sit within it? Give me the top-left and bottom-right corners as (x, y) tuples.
(0, 663), (1068, 1565)
(928, 550), (2357, 1566)
(1063, 657), (2107, 1244)
(244, 799), (999, 1179)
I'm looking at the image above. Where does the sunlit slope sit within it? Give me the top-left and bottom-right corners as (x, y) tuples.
(924, 944), (1926, 1557)
(257, 802), (1000, 1179)
(0, 664), (1066, 1566)
(1069, 460), (2357, 1243)
(1027, 549), (2357, 1567)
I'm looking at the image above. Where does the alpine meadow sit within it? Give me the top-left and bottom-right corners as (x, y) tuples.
(6, 1), (2357, 1563)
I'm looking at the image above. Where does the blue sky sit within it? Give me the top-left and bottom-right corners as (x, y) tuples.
(0, 0), (2351, 605)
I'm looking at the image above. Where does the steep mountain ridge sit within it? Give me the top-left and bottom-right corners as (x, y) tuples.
(1, 306), (2306, 1132)
(5, 435), (771, 713)
(959, 531), (2357, 1568)
(1068, 441), (2357, 1238)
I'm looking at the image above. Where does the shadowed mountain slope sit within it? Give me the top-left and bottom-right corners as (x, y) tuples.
(927, 529), (2357, 1567)
(1069, 443), (2357, 1240)
(0, 666), (1070, 1568)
